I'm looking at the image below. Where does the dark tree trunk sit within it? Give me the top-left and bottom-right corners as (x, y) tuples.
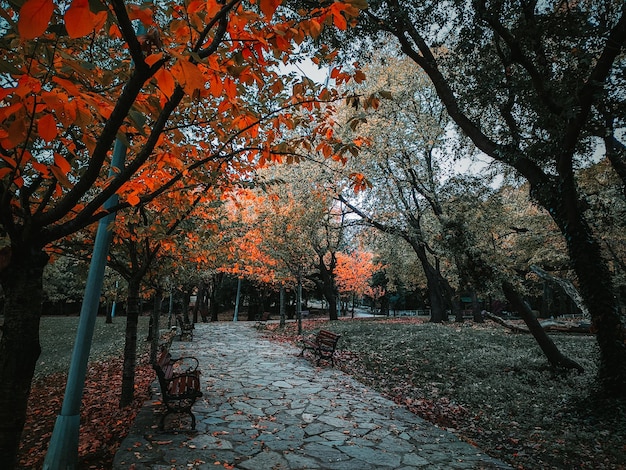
(279, 287), (286, 327)
(533, 181), (626, 395)
(120, 277), (141, 407)
(326, 294), (339, 321)
(0, 249), (48, 468)
(471, 291), (484, 323)
(562, 218), (626, 392)
(502, 281), (584, 373)
(454, 298), (464, 323)
(149, 288), (162, 365)
(317, 257), (339, 321)
(410, 241), (450, 322)
(248, 288), (259, 321)
(380, 294), (390, 317)
(106, 299), (113, 324)
(209, 275), (219, 322)
(182, 289), (192, 320)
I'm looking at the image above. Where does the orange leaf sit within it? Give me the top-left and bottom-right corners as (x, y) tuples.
(31, 161), (49, 175)
(127, 4), (153, 26)
(50, 165), (72, 187)
(209, 72), (223, 98)
(207, 0), (222, 18)
(54, 153), (72, 173)
(155, 68), (175, 98)
(260, 0), (281, 18)
(1, 155), (17, 169)
(64, 0), (96, 38)
(18, 0), (54, 39)
(353, 70), (366, 84)
(38, 114), (57, 142)
(308, 19), (322, 39)
(127, 192), (140, 206)
(172, 60), (205, 94)
(145, 52), (164, 67)
(330, 4), (348, 30)
(52, 76), (81, 96)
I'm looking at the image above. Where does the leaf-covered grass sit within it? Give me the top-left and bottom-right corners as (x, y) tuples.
(265, 317), (626, 469)
(18, 315), (153, 469)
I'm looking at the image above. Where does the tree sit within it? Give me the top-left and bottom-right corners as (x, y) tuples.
(335, 248), (382, 314)
(331, 0), (626, 396)
(0, 0), (366, 464)
(336, 54), (462, 322)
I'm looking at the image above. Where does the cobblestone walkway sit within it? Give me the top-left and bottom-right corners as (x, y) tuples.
(114, 323), (510, 469)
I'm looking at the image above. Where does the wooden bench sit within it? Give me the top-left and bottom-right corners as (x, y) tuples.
(299, 330), (341, 367)
(153, 347), (203, 430)
(176, 315), (194, 341)
(255, 311), (271, 329)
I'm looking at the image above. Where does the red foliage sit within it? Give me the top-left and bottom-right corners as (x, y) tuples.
(18, 355), (155, 469)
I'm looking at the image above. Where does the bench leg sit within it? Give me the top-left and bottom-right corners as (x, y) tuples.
(159, 409), (197, 431)
(159, 402), (198, 431)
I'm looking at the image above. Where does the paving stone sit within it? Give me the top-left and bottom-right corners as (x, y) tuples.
(338, 444), (401, 467)
(237, 450), (290, 470)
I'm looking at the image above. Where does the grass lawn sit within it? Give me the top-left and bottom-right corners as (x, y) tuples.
(265, 317), (626, 469)
(35, 315), (151, 378)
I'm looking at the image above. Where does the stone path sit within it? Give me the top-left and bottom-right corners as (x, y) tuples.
(114, 323), (510, 469)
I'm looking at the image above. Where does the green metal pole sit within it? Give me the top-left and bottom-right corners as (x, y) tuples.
(297, 271), (302, 335)
(233, 277), (242, 321)
(43, 139), (127, 469)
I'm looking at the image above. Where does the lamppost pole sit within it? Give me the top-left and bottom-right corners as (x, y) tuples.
(43, 140), (127, 470)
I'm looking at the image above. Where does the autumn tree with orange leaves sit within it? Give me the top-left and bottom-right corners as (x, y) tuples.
(0, 0), (366, 465)
(335, 249), (382, 314)
(105, 185), (224, 407)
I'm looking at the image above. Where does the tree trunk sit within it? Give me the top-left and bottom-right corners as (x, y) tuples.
(502, 281), (584, 373)
(209, 276), (219, 322)
(0, 249), (49, 468)
(471, 291), (484, 323)
(120, 278), (140, 408)
(564, 226), (626, 393)
(380, 292), (390, 317)
(279, 287), (286, 328)
(325, 292), (339, 321)
(534, 182), (626, 395)
(317, 257), (339, 321)
(410, 241), (450, 322)
(106, 299), (113, 324)
(454, 296), (464, 323)
(248, 288), (259, 321)
(150, 288), (162, 365)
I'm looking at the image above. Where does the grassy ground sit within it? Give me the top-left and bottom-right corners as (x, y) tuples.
(265, 317), (626, 469)
(35, 315), (151, 378)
